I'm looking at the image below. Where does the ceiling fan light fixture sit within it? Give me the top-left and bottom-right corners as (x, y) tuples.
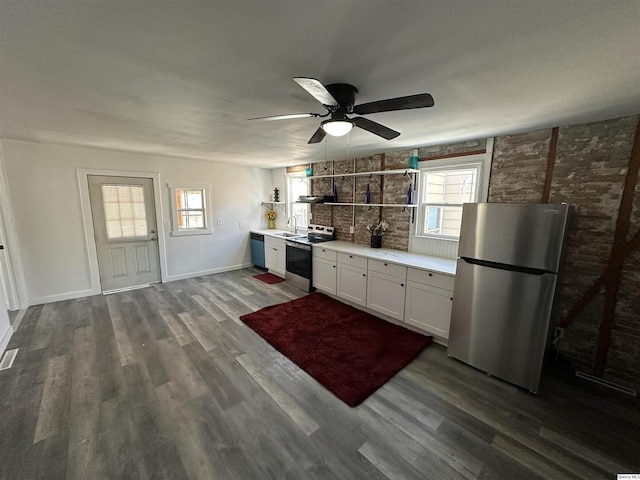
(321, 119), (353, 137)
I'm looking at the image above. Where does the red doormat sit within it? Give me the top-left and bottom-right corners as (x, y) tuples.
(253, 272), (285, 284)
(240, 292), (432, 406)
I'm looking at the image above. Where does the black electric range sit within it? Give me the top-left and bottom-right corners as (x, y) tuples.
(284, 224), (334, 292)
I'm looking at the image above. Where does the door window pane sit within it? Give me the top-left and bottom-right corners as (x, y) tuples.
(101, 184), (148, 239)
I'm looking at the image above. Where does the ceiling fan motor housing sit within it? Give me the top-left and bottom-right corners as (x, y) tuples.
(325, 83), (359, 113)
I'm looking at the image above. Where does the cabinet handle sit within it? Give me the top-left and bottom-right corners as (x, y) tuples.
(400, 283), (404, 287)
(362, 273), (366, 277)
(349, 255), (353, 258)
(333, 265), (335, 268)
(273, 248), (277, 251)
(384, 262), (388, 266)
(322, 249), (325, 252)
(428, 272), (433, 276)
(450, 297), (453, 301)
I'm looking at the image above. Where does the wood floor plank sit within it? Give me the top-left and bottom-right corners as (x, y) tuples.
(106, 295), (136, 366)
(158, 308), (195, 346)
(66, 326), (106, 480)
(156, 336), (209, 399)
(235, 352), (321, 435)
(178, 311), (218, 351)
(155, 381), (220, 480)
(33, 354), (71, 444)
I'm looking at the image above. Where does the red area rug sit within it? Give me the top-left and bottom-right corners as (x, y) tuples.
(240, 292), (432, 406)
(253, 272), (285, 284)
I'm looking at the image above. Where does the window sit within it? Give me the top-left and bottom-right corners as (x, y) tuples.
(168, 184), (212, 236)
(287, 175), (310, 230)
(418, 156), (485, 239)
(101, 184), (148, 239)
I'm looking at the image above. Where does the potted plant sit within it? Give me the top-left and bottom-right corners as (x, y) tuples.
(366, 221), (389, 248)
(265, 209), (277, 229)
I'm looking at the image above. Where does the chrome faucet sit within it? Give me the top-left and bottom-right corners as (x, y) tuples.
(287, 215), (298, 234)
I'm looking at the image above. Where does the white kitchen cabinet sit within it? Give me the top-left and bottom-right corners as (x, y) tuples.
(337, 253), (367, 307)
(366, 259), (407, 321)
(312, 257), (337, 294)
(404, 267), (454, 338)
(264, 236), (286, 277)
(312, 247), (337, 294)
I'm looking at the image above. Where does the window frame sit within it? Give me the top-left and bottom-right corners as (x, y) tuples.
(168, 183), (213, 236)
(286, 173), (310, 231)
(415, 153), (489, 240)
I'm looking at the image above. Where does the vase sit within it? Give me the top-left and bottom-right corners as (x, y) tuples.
(268, 219), (275, 229)
(370, 235), (382, 248)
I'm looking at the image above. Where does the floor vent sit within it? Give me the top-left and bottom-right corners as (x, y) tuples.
(0, 348), (18, 371)
(576, 371), (637, 397)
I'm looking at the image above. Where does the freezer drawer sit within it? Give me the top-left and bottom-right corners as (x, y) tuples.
(448, 259), (557, 392)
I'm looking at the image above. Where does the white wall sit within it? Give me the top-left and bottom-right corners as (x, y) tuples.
(0, 139), (272, 305)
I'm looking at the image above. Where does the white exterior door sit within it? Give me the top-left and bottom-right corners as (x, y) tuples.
(88, 175), (161, 292)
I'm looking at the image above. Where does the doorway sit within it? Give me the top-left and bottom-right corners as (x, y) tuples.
(88, 175), (161, 293)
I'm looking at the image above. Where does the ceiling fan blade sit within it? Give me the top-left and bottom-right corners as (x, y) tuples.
(307, 127), (327, 144)
(353, 93), (434, 115)
(248, 113), (318, 121)
(352, 117), (400, 140)
(294, 77), (339, 106)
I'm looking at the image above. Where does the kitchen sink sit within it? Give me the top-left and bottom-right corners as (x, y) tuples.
(273, 232), (304, 238)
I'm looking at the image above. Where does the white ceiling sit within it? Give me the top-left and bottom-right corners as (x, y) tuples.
(1, 1), (639, 168)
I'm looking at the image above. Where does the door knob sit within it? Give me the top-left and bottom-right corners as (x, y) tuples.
(150, 229), (157, 234)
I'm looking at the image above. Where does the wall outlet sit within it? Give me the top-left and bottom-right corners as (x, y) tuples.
(216, 218), (222, 225)
(349, 226), (355, 234)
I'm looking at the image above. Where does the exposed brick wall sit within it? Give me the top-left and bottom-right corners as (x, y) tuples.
(489, 129), (552, 203)
(488, 115), (640, 391)
(311, 152), (413, 249)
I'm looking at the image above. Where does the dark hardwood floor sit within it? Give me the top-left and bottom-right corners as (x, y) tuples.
(1, 268), (638, 480)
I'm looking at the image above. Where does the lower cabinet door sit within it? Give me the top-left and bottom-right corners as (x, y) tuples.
(366, 270), (406, 320)
(312, 257), (337, 295)
(265, 245), (278, 272)
(337, 264), (367, 307)
(404, 281), (453, 338)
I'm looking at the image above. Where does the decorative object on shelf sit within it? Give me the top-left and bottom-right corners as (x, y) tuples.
(333, 183), (338, 202)
(406, 183), (413, 205)
(265, 209), (277, 229)
(305, 164), (313, 177)
(365, 183), (371, 204)
(409, 148), (419, 170)
(366, 221), (389, 248)
(273, 187), (280, 202)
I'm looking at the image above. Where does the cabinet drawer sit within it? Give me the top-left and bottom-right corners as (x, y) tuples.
(313, 246), (337, 262)
(407, 267), (455, 291)
(264, 236), (285, 249)
(368, 259), (407, 279)
(337, 252), (367, 269)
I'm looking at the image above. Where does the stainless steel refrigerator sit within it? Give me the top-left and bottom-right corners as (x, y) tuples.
(448, 202), (570, 393)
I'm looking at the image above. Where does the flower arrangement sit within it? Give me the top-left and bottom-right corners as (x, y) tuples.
(366, 221), (389, 236)
(265, 210), (277, 220)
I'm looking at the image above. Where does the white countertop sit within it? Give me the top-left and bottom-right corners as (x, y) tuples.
(314, 240), (457, 276)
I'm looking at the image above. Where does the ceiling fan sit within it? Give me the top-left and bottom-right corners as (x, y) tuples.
(248, 77), (434, 144)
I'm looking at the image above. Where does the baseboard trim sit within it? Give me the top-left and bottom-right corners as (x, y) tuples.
(0, 324), (13, 358)
(166, 263), (253, 282)
(28, 288), (96, 306)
